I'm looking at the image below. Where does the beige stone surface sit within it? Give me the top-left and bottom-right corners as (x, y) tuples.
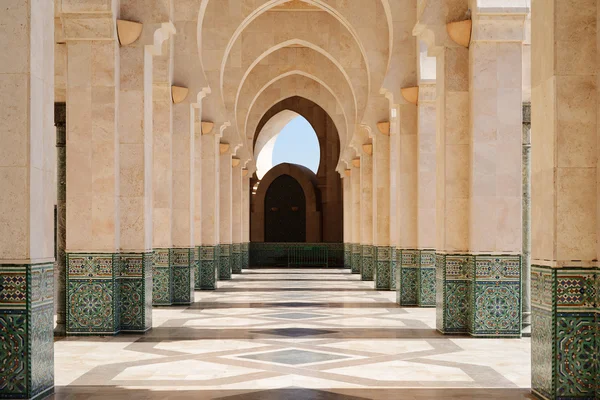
(360, 153), (373, 246)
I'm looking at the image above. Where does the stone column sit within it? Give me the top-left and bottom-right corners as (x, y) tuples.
(360, 150), (374, 281)
(151, 55), (174, 306)
(373, 133), (392, 290)
(343, 173), (353, 269)
(118, 16), (164, 331)
(241, 170), (250, 269)
(231, 159), (243, 274)
(63, 8), (123, 335)
(531, 1), (598, 398)
(466, 11), (525, 337)
(219, 147), (233, 280)
(55, 103), (67, 335)
(397, 99), (419, 304)
(432, 41), (471, 335)
(388, 108), (400, 293)
(171, 92), (195, 305)
(351, 161), (362, 274)
(0, 1), (55, 397)
(416, 82), (437, 307)
(199, 128), (220, 289)
(522, 102), (531, 334)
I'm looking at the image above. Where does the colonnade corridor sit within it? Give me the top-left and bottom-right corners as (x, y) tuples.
(51, 268), (531, 399)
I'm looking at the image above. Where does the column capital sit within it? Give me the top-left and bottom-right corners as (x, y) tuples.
(61, 12), (116, 41)
(418, 82), (436, 104)
(471, 10), (528, 43)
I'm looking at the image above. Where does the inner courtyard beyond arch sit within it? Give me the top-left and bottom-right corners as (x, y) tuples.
(0, 0), (598, 399)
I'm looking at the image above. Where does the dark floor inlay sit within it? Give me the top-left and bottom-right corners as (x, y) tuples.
(216, 388), (370, 400)
(238, 349), (349, 365)
(253, 328), (338, 337)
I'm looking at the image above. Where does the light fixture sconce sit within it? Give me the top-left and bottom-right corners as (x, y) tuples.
(201, 121), (214, 134)
(219, 142), (230, 154)
(377, 121), (390, 136)
(117, 20), (143, 46)
(171, 86), (189, 104)
(447, 20), (472, 48)
(242, 168), (249, 177)
(352, 158), (361, 168)
(401, 87), (419, 105)
(231, 158), (240, 167)
(362, 143), (373, 155)
(344, 169), (351, 177)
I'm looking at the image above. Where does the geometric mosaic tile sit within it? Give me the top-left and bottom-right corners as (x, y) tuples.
(171, 248), (194, 305)
(361, 245), (374, 281)
(231, 243), (242, 274)
(199, 246), (219, 290)
(0, 263), (54, 399)
(152, 248), (172, 306)
(219, 244), (232, 280)
(531, 265), (599, 400)
(374, 246), (392, 290)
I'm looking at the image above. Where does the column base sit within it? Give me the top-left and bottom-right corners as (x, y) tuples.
(436, 253), (521, 338)
(171, 248), (194, 305)
(231, 243), (242, 274)
(241, 242), (249, 269)
(374, 246), (392, 289)
(66, 253), (120, 335)
(531, 266), (598, 400)
(360, 245), (374, 281)
(152, 248), (173, 306)
(351, 243), (361, 274)
(219, 244), (232, 280)
(344, 243), (352, 269)
(0, 263), (54, 399)
(198, 246), (219, 290)
(395, 250), (436, 306)
(390, 247), (398, 290)
(120, 253), (153, 332)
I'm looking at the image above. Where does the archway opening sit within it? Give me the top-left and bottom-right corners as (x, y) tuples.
(255, 114), (320, 180)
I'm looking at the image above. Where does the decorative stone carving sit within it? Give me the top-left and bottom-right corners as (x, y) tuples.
(344, 169), (351, 177)
(220, 143), (230, 154)
(362, 143), (373, 155)
(352, 158), (361, 168)
(232, 158), (240, 167)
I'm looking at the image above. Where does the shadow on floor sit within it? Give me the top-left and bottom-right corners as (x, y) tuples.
(50, 386), (536, 400)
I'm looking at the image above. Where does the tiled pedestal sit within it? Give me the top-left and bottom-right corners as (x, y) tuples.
(0, 263), (54, 399)
(219, 244), (232, 280)
(198, 246), (219, 290)
(396, 250), (436, 307)
(531, 266), (598, 400)
(351, 244), (361, 274)
(231, 243), (242, 274)
(361, 245), (374, 281)
(374, 246), (392, 290)
(436, 254), (521, 337)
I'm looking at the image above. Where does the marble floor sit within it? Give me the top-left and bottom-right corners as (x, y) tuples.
(52, 268), (533, 399)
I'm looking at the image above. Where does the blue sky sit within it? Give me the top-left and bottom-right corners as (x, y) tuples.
(271, 116), (320, 174)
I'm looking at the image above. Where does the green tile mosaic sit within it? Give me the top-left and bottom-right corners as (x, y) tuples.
(361, 245), (374, 281)
(0, 263), (54, 399)
(152, 248), (172, 306)
(66, 254), (120, 334)
(199, 246), (219, 290)
(219, 244), (232, 280)
(231, 243), (242, 274)
(171, 248), (194, 305)
(435, 253), (522, 338)
(241, 242), (249, 270)
(374, 246), (392, 290)
(344, 243), (352, 269)
(531, 266), (599, 400)
(351, 243), (361, 274)
(119, 252), (152, 332)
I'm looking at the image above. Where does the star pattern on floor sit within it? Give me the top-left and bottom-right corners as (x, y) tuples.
(52, 268), (532, 399)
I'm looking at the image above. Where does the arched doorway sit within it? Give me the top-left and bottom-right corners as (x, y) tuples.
(264, 174), (306, 242)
